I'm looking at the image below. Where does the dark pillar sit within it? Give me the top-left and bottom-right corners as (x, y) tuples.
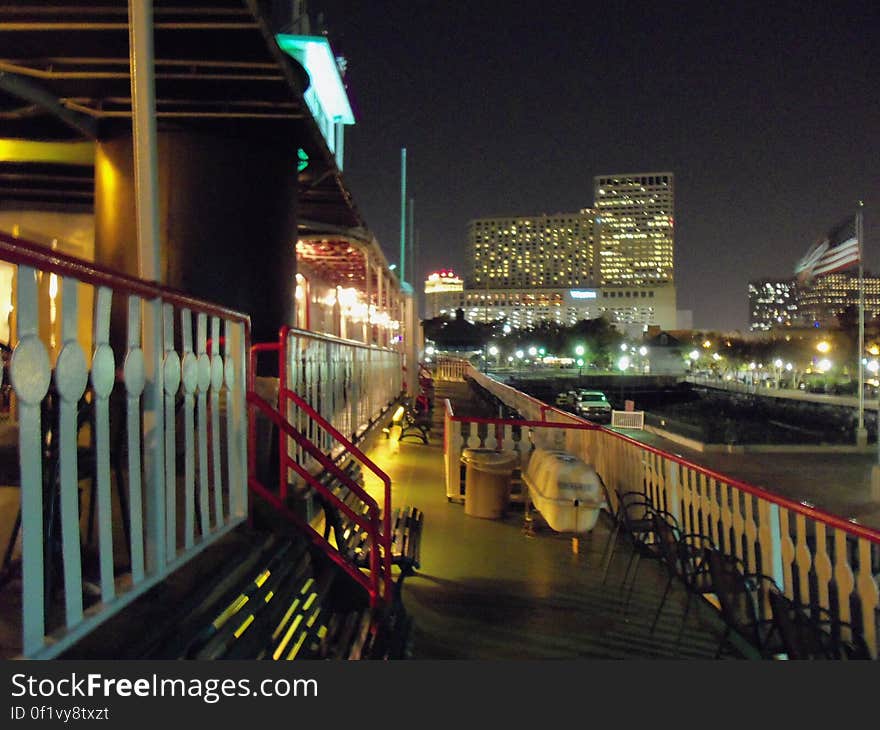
(94, 129), (298, 349)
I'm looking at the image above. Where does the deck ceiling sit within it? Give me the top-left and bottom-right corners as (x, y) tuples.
(297, 238), (400, 294)
(0, 0), (364, 227)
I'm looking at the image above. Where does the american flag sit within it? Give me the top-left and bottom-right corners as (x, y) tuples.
(794, 215), (859, 283)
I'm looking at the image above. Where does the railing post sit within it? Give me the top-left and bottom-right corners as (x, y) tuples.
(758, 499), (786, 588)
(664, 457), (681, 525)
(444, 400), (463, 501)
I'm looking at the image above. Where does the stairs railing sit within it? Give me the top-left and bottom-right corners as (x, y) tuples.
(246, 327), (395, 608)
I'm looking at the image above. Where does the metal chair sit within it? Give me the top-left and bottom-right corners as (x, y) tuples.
(706, 548), (783, 659)
(599, 488), (657, 586)
(599, 486), (678, 615)
(649, 511), (716, 651)
(768, 590), (872, 660)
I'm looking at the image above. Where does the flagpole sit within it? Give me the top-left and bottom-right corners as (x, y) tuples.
(857, 202), (866, 447)
(856, 201), (868, 446)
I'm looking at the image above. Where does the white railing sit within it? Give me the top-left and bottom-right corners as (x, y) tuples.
(0, 231), (250, 659)
(282, 328), (401, 477)
(443, 401), (586, 502)
(611, 410), (645, 429)
(432, 356), (470, 382)
(462, 363), (880, 658)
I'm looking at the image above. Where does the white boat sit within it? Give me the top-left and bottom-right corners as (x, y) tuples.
(521, 448), (606, 533)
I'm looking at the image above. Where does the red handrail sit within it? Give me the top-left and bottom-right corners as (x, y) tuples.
(277, 326), (394, 602)
(463, 364), (880, 545)
(0, 231), (249, 323)
(247, 328), (395, 605)
(246, 392), (383, 606)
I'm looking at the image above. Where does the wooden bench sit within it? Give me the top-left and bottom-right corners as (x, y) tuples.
(385, 397), (432, 444)
(315, 460), (424, 604)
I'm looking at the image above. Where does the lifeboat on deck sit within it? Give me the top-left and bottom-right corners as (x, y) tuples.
(521, 448), (605, 533)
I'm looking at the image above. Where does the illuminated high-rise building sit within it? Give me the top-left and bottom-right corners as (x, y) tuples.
(795, 271), (880, 327)
(747, 271), (880, 331)
(424, 269), (465, 318)
(593, 173), (674, 286)
(748, 278), (799, 331)
(461, 205), (677, 333)
(465, 210), (594, 289)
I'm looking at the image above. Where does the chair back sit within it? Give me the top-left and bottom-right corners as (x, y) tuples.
(651, 511), (682, 575)
(769, 590), (871, 660)
(707, 549), (761, 639)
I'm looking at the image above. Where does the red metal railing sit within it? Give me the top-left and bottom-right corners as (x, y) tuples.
(460, 363), (880, 654)
(245, 392), (381, 604)
(246, 326), (394, 607)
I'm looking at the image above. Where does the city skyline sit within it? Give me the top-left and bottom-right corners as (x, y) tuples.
(318, 1), (879, 331)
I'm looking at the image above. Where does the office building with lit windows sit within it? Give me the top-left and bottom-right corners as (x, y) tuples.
(423, 278), (676, 333)
(593, 173), (674, 286)
(748, 279), (799, 331)
(457, 203), (677, 333)
(747, 272), (880, 331)
(465, 211), (595, 289)
(795, 271), (880, 326)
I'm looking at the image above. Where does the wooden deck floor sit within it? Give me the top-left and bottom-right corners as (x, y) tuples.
(360, 380), (733, 660)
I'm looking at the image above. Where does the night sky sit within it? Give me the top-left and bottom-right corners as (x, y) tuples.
(317, 1), (879, 331)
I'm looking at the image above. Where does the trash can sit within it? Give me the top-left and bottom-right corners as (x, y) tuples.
(461, 448), (519, 519)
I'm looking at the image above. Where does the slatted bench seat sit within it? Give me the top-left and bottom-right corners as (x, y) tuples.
(384, 398), (432, 444)
(316, 460), (424, 603)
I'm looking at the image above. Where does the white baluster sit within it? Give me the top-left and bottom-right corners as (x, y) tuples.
(11, 265), (51, 654)
(730, 486), (746, 567)
(743, 493), (758, 574)
(794, 514), (812, 601)
(162, 304), (180, 558)
(210, 317), (223, 525)
(757, 499), (785, 589)
(813, 522), (832, 610)
(196, 313), (211, 533)
(223, 319), (243, 519)
(124, 296), (145, 582)
(56, 276), (87, 626)
(180, 309), (197, 548)
(91, 286), (115, 601)
(854, 539), (878, 657)
(779, 508), (796, 596)
(831, 529), (853, 628)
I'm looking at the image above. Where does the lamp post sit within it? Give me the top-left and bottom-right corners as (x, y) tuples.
(575, 344), (585, 378)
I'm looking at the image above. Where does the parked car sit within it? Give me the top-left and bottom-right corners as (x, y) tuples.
(554, 390), (577, 407)
(575, 390), (612, 423)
